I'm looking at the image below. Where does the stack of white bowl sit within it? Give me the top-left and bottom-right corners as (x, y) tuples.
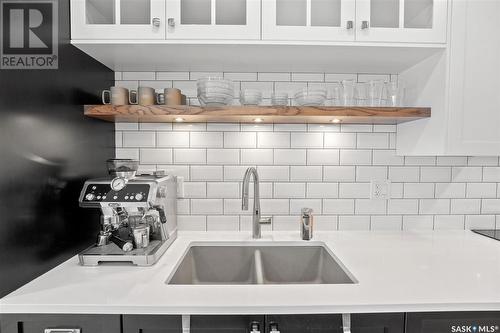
(197, 77), (234, 106)
(294, 88), (327, 106)
(239, 89), (262, 106)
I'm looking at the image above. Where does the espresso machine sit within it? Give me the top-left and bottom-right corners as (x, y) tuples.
(78, 159), (177, 266)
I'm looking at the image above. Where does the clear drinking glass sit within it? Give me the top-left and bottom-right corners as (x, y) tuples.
(355, 82), (368, 106)
(385, 81), (405, 106)
(329, 82), (342, 106)
(367, 80), (384, 106)
(271, 92), (289, 106)
(341, 79), (355, 106)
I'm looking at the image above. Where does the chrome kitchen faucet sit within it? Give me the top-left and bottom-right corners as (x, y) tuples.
(241, 167), (272, 239)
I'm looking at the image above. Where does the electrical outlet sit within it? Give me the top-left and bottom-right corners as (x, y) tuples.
(370, 179), (391, 200)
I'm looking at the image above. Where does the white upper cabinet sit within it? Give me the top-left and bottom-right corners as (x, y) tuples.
(356, 0), (448, 43)
(446, 0), (500, 155)
(71, 0), (165, 39)
(261, 0), (356, 41)
(165, 0), (261, 39)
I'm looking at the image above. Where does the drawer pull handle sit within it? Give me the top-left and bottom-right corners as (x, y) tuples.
(342, 313), (351, 333)
(45, 329), (81, 333)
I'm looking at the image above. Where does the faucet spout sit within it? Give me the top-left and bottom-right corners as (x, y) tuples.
(241, 167), (267, 239)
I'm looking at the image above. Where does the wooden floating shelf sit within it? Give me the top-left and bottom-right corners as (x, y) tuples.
(84, 105), (431, 124)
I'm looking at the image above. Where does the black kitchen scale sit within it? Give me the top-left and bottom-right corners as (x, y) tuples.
(472, 229), (500, 241)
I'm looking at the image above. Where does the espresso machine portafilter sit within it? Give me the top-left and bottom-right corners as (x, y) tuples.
(78, 159), (178, 266)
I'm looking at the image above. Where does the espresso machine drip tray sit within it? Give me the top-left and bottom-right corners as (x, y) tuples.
(78, 238), (175, 266)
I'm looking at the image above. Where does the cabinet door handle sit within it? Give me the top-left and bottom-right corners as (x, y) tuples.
(44, 329), (81, 333)
(361, 20), (369, 29)
(342, 314), (351, 333)
(168, 17), (175, 27)
(249, 321), (261, 333)
(346, 20), (353, 29)
(152, 17), (161, 27)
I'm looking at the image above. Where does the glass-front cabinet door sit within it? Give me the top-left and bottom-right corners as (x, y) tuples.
(355, 0), (447, 43)
(262, 0), (355, 41)
(166, 0), (261, 39)
(71, 0), (165, 39)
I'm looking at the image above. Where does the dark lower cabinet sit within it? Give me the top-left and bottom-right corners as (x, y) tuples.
(406, 312), (500, 333)
(266, 314), (404, 333)
(0, 314), (121, 333)
(122, 315), (182, 333)
(191, 315), (265, 333)
(190, 313), (404, 333)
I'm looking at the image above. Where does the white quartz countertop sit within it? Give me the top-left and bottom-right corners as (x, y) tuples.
(1, 230), (500, 314)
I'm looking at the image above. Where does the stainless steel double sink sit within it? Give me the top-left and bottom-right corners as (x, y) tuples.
(166, 242), (357, 285)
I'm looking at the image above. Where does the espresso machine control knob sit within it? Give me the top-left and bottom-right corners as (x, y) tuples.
(85, 193), (96, 201)
(135, 193), (144, 201)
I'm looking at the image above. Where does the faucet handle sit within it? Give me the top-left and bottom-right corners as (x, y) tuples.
(259, 217), (272, 225)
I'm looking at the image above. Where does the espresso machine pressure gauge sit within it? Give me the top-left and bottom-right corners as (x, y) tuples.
(111, 177), (127, 191)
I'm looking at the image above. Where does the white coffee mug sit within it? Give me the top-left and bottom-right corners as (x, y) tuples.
(102, 87), (129, 105)
(129, 87), (156, 106)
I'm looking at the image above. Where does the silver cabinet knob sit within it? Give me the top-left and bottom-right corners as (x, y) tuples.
(346, 20), (353, 29)
(361, 20), (369, 29)
(168, 17), (175, 27)
(152, 17), (161, 27)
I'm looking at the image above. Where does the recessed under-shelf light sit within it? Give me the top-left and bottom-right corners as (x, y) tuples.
(331, 119), (341, 123)
(253, 118), (263, 123)
(174, 117), (184, 122)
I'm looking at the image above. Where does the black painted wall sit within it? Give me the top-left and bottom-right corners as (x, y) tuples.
(0, 0), (114, 297)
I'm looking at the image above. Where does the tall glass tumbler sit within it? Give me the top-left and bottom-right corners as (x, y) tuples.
(385, 81), (405, 106)
(341, 79), (355, 106)
(367, 80), (384, 106)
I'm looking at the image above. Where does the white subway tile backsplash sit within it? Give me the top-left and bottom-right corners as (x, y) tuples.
(191, 166), (223, 181)
(388, 199), (418, 215)
(191, 199), (223, 214)
(274, 149), (306, 165)
(174, 149), (206, 164)
(140, 148), (172, 164)
(307, 183), (339, 198)
(258, 72), (290, 81)
(465, 215), (496, 229)
(434, 215), (465, 230)
(157, 132), (189, 147)
(435, 183), (466, 198)
(402, 216), (434, 230)
(307, 149), (339, 165)
(340, 150), (372, 165)
(258, 132), (290, 148)
(224, 132), (256, 148)
(452, 167), (482, 182)
(355, 199), (386, 215)
(207, 182), (239, 198)
(190, 132), (223, 148)
(451, 199), (481, 214)
(324, 133), (356, 148)
(257, 166), (289, 181)
(123, 132), (155, 147)
(357, 133), (389, 149)
(339, 183), (370, 198)
(241, 149), (273, 165)
(323, 199), (355, 215)
(370, 216), (402, 230)
(420, 167), (451, 182)
(116, 70), (500, 232)
(483, 167), (500, 182)
(207, 216), (240, 231)
(467, 183), (497, 198)
(291, 133), (323, 148)
(404, 183), (435, 198)
(290, 166), (322, 181)
(324, 166), (356, 182)
(419, 199), (450, 215)
(356, 166), (387, 181)
(338, 216), (370, 230)
(389, 167), (419, 182)
(274, 183), (306, 198)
